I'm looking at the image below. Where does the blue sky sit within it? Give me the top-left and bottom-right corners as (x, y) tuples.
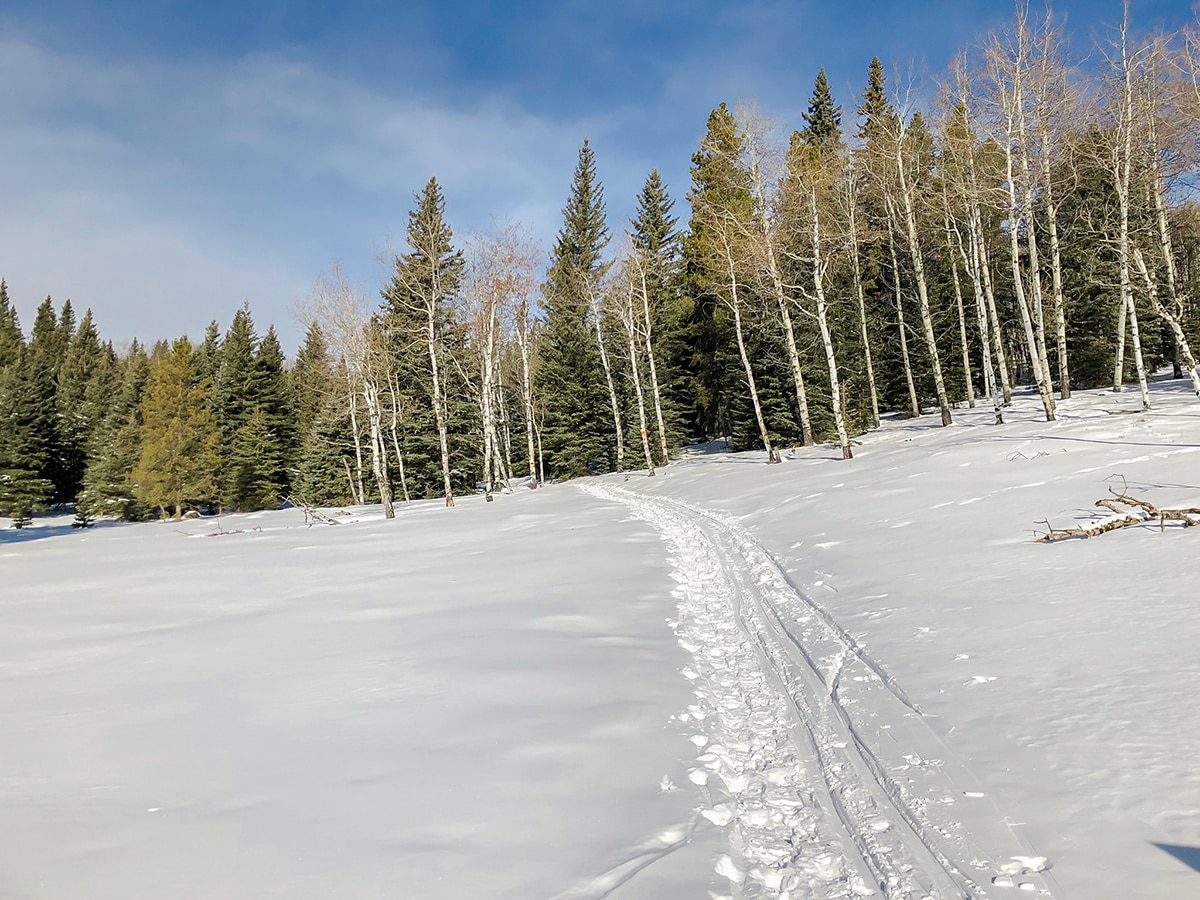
(0, 0), (1193, 352)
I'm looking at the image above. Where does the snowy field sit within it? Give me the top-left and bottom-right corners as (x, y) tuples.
(3, 379), (1199, 899)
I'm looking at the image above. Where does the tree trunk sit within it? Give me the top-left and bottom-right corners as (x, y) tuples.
(721, 232), (778, 463)
(362, 379), (394, 518)
(1132, 247), (1200, 396)
(1001, 134), (1056, 420)
(894, 129), (952, 426)
(589, 291), (625, 472)
(637, 264), (671, 466)
(847, 176), (881, 429)
(953, 216), (1004, 424)
(347, 381), (366, 504)
(886, 209), (921, 418)
(387, 375), (411, 504)
(426, 304), (455, 507)
(944, 207), (975, 408)
(809, 189), (852, 459)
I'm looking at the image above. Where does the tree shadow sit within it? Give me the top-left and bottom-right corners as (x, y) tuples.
(1152, 843), (1200, 873)
(0, 520), (122, 545)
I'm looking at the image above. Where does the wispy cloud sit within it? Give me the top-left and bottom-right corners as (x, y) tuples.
(0, 35), (609, 348)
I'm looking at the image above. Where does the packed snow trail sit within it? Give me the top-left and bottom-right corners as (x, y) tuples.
(583, 483), (1057, 899)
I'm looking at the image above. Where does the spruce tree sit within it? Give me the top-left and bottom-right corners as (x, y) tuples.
(0, 281), (23, 369)
(57, 309), (110, 501)
(678, 103), (756, 439)
(802, 68), (843, 152)
(857, 56), (892, 142)
(0, 358), (53, 525)
(22, 298), (65, 502)
(631, 169), (687, 448)
(133, 337), (220, 519)
(381, 176), (467, 503)
(79, 342), (150, 521)
(537, 138), (613, 478)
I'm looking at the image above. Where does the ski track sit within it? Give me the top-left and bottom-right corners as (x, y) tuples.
(583, 483), (1057, 900)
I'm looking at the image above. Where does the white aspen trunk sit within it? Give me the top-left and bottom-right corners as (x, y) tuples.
(479, 289), (500, 501)
(808, 189), (852, 459)
(954, 216), (1004, 424)
(1132, 247), (1200, 396)
(1115, 24), (1151, 411)
(517, 328), (538, 487)
(621, 286), (656, 476)
(1113, 294), (1128, 391)
(342, 458), (356, 506)
(721, 231), (778, 463)
(974, 207), (1013, 405)
(386, 373), (410, 504)
(944, 206), (976, 408)
(847, 172), (881, 429)
(894, 126), (952, 426)
(1016, 100), (1053, 390)
(1143, 110), (1199, 397)
(347, 380), (366, 504)
(749, 140), (813, 446)
(362, 379), (394, 518)
(1001, 120), (1056, 420)
(886, 207), (922, 418)
(495, 364), (514, 485)
(637, 265), (671, 466)
(589, 291), (625, 472)
(426, 301), (455, 507)
(535, 408), (546, 487)
(761, 227), (814, 446)
(1039, 112), (1071, 399)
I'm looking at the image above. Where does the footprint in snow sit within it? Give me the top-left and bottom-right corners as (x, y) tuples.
(965, 675), (997, 686)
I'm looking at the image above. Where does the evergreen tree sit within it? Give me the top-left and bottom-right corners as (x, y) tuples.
(631, 169), (687, 448)
(802, 68), (843, 152)
(537, 138), (613, 478)
(22, 297), (66, 501)
(211, 306), (288, 510)
(0, 357), (53, 525)
(381, 176), (469, 502)
(0, 281), (23, 369)
(679, 103), (756, 439)
(291, 321), (333, 447)
(133, 337), (220, 519)
(857, 56), (892, 142)
(57, 309), (111, 501)
(79, 342), (150, 521)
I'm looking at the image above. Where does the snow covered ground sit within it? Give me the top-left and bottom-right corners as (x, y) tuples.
(2, 379), (1199, 898)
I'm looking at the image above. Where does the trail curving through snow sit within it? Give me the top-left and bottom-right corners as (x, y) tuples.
(583, 482), (1058, 900)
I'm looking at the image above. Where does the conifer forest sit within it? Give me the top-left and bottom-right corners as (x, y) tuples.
(5, 5), (1200, 525)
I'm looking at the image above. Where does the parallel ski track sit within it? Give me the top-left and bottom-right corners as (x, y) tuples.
(584, 483), (1056, 900)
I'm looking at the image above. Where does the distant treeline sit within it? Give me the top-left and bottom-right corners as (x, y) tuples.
(3, 6), (1200, 525)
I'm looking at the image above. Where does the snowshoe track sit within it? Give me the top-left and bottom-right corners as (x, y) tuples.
(584, 483), (1057, 899)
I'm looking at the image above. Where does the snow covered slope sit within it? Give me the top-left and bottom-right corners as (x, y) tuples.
(2, 380), (1198, 898)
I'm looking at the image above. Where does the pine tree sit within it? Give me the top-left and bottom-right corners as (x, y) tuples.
(133, 337), (220, 519)
(537, 138), (613, 478)
(802, 68), (843, 152)
(381, 176), (466, 504)
(679, 103), (756, 440)
(22, 298), (65, 502)
(212, 306), (288, 510)
(857, 56), (892, 142)
(80, 342), (151, 521)
(0, 281), (23, 369)
(631, 169), (686, 454)
(57, 309), (111, 502)
(0, 359), (53, 526)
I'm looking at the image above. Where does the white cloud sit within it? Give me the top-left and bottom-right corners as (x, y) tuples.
(0, 36), (613, 351)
